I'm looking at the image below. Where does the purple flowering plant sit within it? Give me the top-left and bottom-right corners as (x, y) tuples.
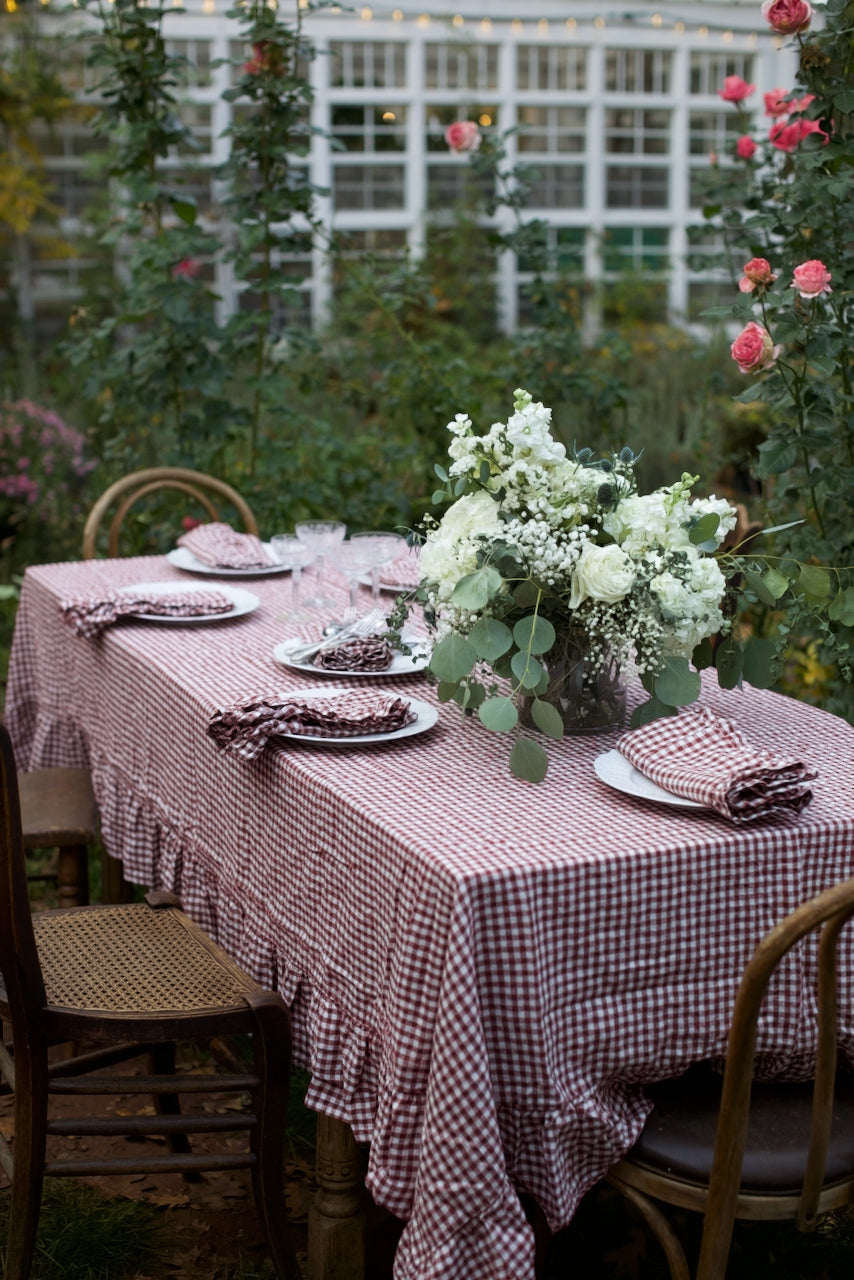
(0, 400), (96, 559)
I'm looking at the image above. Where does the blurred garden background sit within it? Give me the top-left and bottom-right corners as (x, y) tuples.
(1, 0), (852, 712)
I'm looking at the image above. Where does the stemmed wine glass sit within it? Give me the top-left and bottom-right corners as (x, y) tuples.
(294, 520), (346, 608)
(359, 531), (405, 601)
(271, 533), (315, 621)
(336, 535), (389, 615)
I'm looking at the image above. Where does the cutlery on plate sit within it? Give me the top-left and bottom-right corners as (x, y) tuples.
(284, 608), (388, 663)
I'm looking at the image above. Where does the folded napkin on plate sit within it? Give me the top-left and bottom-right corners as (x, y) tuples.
(208, 689), (416, 760)
(616, 706), (817, 824)
(177, 522), (273, 569)
(381, 546), (421, 589)
(314, 635), (394, 672)
(62, 589), (234, 639)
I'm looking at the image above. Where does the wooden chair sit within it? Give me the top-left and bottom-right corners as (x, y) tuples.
(82, 467), (259, 560)
(607, 878), (854, 1280)
(18, 765), (101, 908)
(0, 723), (301, 1280)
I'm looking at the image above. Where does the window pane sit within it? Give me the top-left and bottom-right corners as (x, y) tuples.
(516, 45), (587, 91)
(424, 42), (499, 90)
(605, 49), (671, 94)
(517, 106), (586, 154)
(604, 109), (670, 156)
(330, 41), (407, 88)
(331, 104), (407, 153)
(522, 164), (585, 209)
(333, 164), (406, 210)
(605, 166), (669, 208)
(689, 52), (754, 95)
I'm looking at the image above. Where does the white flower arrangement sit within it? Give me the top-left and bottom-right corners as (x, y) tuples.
(419, 389), (740, 781)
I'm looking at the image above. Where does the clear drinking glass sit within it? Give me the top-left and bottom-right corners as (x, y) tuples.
(271, 534), (315, 620)
(294, 520), (347, 608)
(358, 531), (405, 600)
(336, 535), (389, 615)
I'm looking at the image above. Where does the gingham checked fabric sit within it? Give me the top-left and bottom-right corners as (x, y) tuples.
(314, 635), (394, 671)
(61, 587), (234, 638)
(7, 556), (854, 1280)
(208, 688), (416, 759)
(381, 545), (421, 588)
(617, 704), (818, 823)
(177, 521), (273, 569)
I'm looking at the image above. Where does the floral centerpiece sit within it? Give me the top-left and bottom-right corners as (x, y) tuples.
(418, 389), (739, 781)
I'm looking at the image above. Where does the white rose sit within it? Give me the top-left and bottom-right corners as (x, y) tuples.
(650, 570), (691, 617)
(419, 491), (504, 600)
(568, 542), (635, 609)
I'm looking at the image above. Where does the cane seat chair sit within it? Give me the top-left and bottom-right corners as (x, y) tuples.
(607, 877), (854, 1280)
(0, 723), (301, 1280)
(18, 766), (100, 908)
(82, 467), (259, 560)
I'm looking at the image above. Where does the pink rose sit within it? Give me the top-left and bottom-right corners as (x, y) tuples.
(182, 515), (204, 532)
(736, 135), (757, 160)
(789, 93), (816, 114)
(172, 258), (202, 281)
(791, 259), (832, 299)
(769, 117), (828, 151)
(718, 76), (756, 103)
(730, 321), (781, 374)
(761, 0), (812, 34)
(764, 88), (790, 117)
(738, 257), (777, 293)
(242, 40), (284, 77)
(445, 120), (481, 153)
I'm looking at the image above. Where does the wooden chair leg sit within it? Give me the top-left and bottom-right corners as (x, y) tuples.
(56, 843), (89, 909)
(248, 991), (302, 1280)
(608, 1179), (691, 1280)
(147, 1043), (199, 1177)
(101, 849), (134, 904)
(5, 1041), (50, 1280)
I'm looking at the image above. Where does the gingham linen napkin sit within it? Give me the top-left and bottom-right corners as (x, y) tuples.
(380, 546), (421, 589)
(616, 705), (818, 824)
(177, 522), (273, 569)
(62, 589), (234, 639)
(208, 689), (417, 760)
(314, 636), (394, 672)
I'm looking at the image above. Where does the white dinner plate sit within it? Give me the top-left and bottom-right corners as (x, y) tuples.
(272, 635), (431, 679)
(274, 693), (439, 746)
(593, 749), (706, 810)
(118, 580), (260, 623)
(167, 545), (287, 578)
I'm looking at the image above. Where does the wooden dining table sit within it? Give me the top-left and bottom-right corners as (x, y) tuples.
(6, 553), (854, 1280)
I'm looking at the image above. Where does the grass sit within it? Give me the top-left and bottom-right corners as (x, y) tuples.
(0, 1180), (166, 1280)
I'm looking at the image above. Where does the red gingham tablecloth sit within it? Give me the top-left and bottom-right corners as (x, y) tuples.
(7, 556), (854, 1280)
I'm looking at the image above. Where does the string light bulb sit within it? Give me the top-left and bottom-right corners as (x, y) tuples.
(360, 6), (372, 18)
(480, 17), (491, 31)
(416, 12), (429, 27)
(537, 18), (548, 32)
(511, 18), (522, 33)
(651, 12), (662, 26)
(593, 15), (605, 28)
(452, 12), (463, 24)
(722, 29), (733, 42)
(392, 8), (403, 18)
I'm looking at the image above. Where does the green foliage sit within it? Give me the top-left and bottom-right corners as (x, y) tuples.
(698, 0), (854, 719)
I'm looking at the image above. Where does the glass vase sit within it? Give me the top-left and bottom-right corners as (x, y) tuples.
(519, 627), (626, 735)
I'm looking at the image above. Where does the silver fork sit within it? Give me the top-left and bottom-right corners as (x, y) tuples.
(284, 607), (387, 663)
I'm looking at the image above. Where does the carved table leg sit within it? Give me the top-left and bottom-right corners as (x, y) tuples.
(308, 1113), (366, 1280)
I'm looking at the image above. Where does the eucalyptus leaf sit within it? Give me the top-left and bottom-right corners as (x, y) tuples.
(630, 695), (678, 728)
(653, 656), (701, 707)
(469, 617), (513, 662)
(743, 568), (777, 607)
(762, 567), (791, 601)
(436, 681), (460, 703)
(450, 566), (503, 611)
(691, 636), (714, 671)
(828, 587), (854, 626)
(509, 737), (549, 783)
(689, 513), (720, 546)
(430, 634), (477, 682)
(478, 696), (518, 733)
(511, 650), (545, 689)
(715, 636), (743, 690)
(512, 614), (556, 655)
(514, 580), (540, 607)
(742, 636), (777, 689)
(530, 698), (565, 740)
(453, 681), (486, 711)
(798, 564), (832, 600)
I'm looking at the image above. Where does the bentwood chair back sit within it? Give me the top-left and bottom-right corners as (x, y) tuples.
(0, 722), (301, 1280)
(607, 877), (854, 1280)
(81, 466), (259, 559)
